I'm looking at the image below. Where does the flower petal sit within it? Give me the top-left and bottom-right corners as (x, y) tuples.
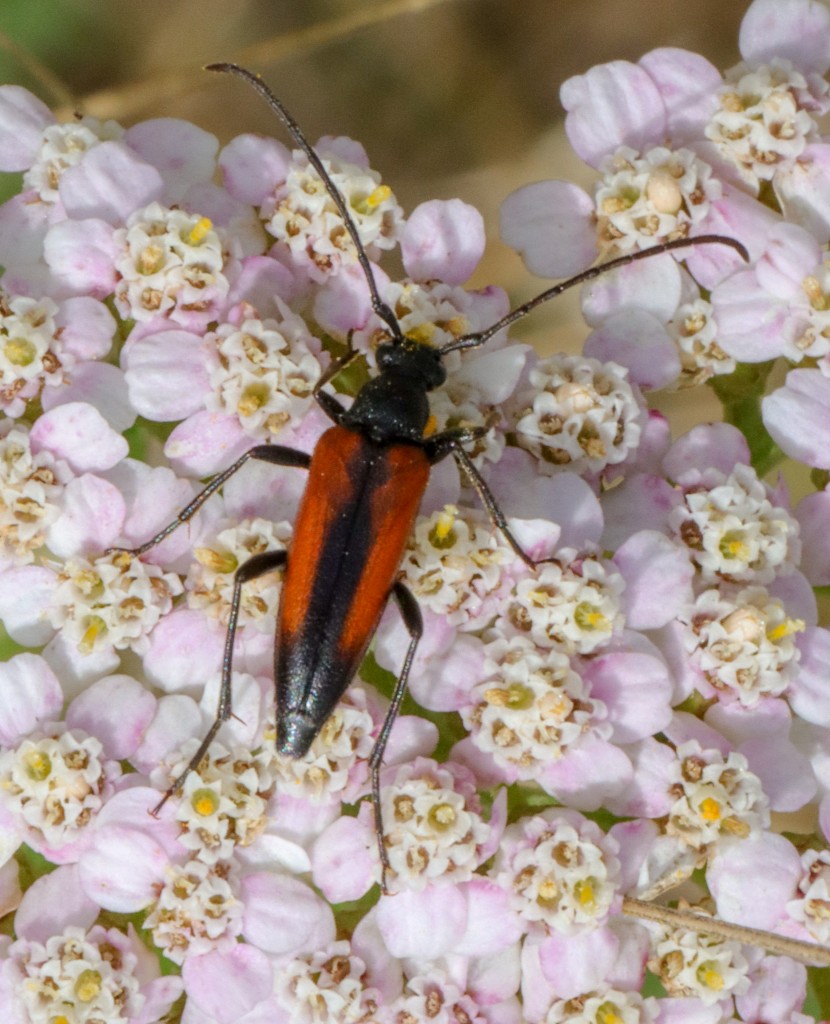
(30, 402), (129, 473)
(402, 199), (485, 285)
(0, 86), (54, 170)
(59, 141), (164, 224)
(500, 180), (596, 278)
(561, 61), (665, 167)
(739, 0), (830, 73)
(125, 118), (218, 203)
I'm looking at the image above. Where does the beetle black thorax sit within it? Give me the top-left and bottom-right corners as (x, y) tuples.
(342, 340), (446, 445)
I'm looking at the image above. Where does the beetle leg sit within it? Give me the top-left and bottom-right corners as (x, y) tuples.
(426, 425), (488, 453)
(313, 330), (363, 423)
(314, 333), (360, 393)
(152, 548), (288, 816)
(112, 445), (311, 557)
(426, 431), (538, 568)
(369, 580), (423, 893)
(315, 389), (348, 424)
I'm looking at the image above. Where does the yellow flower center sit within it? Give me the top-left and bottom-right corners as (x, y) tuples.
(699, 796), (722, 822)
(719, 531), (750, 562)
(4, 337), (37, 366)
(185, 216), (213, 245)
(429, 507), (458, 549)
(574, 602), (609, 632)
(79, 615), (107, 655)
(24, 749), (52, 781)
(137, 243), (165, 275)
(597, 1001), (624, 1024)
(574, 878), (596, 909)
(192, 787), (221, 817)
(696, 961), (725, 991)
(75, 968), (103, 1002)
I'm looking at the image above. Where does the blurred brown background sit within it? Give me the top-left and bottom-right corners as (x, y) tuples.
(0, 0), (756, 361)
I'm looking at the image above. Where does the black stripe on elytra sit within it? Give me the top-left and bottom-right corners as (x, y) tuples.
(276, 436), (398, 723)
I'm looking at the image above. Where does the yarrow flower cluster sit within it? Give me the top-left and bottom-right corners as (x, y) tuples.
(649, 915), (752, 1004)
(114, 202), (230, 326)
(668, 462), (801, 583)
(6, 926), (154, 1024)
(204, 309), (322, 441)
(0, 1), (829, 1021)
(508, 353), (644, 474)
(0, 726), (118, 849)
(594, 145), (721, 252)
(0, 423), (66, 560)
(186, 515), (292, 628)
(261, 144), (403, 279)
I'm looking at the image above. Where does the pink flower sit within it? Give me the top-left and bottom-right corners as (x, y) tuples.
(0, 865), (182, 1023)
(0, 12), (827, 1021)
(492, 808), (622, 935)
(0, 658), (144, 863)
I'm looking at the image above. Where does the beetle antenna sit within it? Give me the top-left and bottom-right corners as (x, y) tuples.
(206, 62), (403, 342)
(440, 233), (750, 354)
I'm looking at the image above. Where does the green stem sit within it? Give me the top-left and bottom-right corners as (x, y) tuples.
(709, 361), (782, 476)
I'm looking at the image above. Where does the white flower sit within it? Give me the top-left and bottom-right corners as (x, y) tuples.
(651, 919), (750, 1005)
(24, 116), (124, 202)
(389, 970), (485, 1024)
(186, 516), (292, 631)
(502, 551), (624, 655)
(366, 278), (473, 350)
(0, 295), (70, 416)
(274, 941), (381, 1024)
(0, 729), (116, 847)
(510, 354), (643, 474)
(397, 504), (512, 627)
(545, 988), (657, 1024)
(145, 858), (243, 964)
(787, 848), (830, 944)
(681, 584), (804, 705)
(494, 809), (621, 932)
(264, 146), (402, 282)
(706, 58), (829, 188)
(169, 740), (274, 864)
(114, 202), (228, 323)
(596, 145), (721, 252)
(205, 307), (322, 440)
(0, 424), (65, 562)
(462, 634), (606, 776)
(380, 758), (491, 892)
(12, 926), (143, 1024)
(669, 297), (736, 385)
(669, 463), (801, 584)
(792, 261), (830, 359)
(667, 742), (770, 850)
(49, 550), (183, 655)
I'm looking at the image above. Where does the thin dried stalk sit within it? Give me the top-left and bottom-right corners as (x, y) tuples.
(623, 896), (830, 966)
(54, 0), (465, 122)
(0, 29), (76, 107)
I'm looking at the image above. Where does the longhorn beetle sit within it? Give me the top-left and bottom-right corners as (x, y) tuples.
(123, 62), (749, 890)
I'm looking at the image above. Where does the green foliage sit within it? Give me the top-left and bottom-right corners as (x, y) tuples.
(641, 968), (667, 998)
(123, 418), (177, 463)
(807, 965), (830, 1020)
(15, 843), (55, 889)
(505, 781), (557, 824)
(0, 171), (23, 207)
(709, 360), (780, 475)
(0, 1), (119, 98)
(0, 620), (29, 661)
